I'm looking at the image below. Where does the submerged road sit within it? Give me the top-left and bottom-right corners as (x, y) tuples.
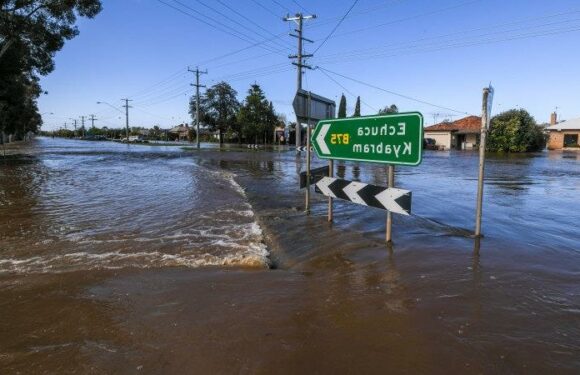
(1, 137), (579, 373)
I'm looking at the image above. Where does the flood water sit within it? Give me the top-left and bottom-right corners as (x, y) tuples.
(1, 138), (579, 374)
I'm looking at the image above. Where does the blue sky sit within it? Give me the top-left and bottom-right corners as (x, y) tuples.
(39, 0), (580, 131)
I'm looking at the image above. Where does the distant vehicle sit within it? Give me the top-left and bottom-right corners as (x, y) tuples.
(424, 138), (437, 150)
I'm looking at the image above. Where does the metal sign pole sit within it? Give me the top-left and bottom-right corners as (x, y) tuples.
(475, 87), (491, 237)
(305, 91), (312, 214)
(328, 159), (333, 222)
(386, 165), (395, 243)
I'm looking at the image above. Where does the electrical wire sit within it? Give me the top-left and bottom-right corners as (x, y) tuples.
(316, 66), (470, 115)
(188, 0), (292, 52)
(156, 0), (284, 54)
(318, 68), (378, 112)
(312, 0), (359, 54)
(313, 11), (580, 62)
(248, 0), (280, 19)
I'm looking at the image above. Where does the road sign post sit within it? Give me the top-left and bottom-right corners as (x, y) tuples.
(293, 89), (336, 153)
(305, 92), (312, 214)
(328, 159), (333, 222)
(311, 112), (423, 166)
(386, 165), (395, 243)
(475, 85), (494, 237)
(310, 112), (423, 243)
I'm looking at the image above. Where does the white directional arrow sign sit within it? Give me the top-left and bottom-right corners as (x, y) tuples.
(315, 123), (331, 155)
(315, 176), (337, 198)
(343, 181), (367, 206)
(375, 187), (412, 215)
(315, 177), (411, 215)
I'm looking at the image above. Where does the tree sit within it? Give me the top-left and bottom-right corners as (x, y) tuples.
(1, 1), (102, 65)
(487, 109), (546, 152)
(378, 104), (398, 115)
(353, 96), (361, 117)
(237, 84), (276, 144)
(191, 81), (239, 144)
(338, 94), (347, 118)
(0, 1), (102, 140)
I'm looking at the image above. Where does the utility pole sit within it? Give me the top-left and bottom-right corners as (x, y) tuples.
(121, 99), (132, 142)
(80, 116), (86, 138)
(284, 12), (316, 149)
(69, 118), (78, 137)
(188, 67), (207, 149)
(89, 114), (97, 129)
(475, 86), (493, 237)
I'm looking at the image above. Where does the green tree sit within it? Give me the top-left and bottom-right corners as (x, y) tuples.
(378, 104), (398, 115)
(191, 81), (239, 144)
(0, 1), (102, 140)
(338, 94), (347, 118)
(237, 84), (276, 144)
(353, 96), (361, 117)
(487, 109), (546, 152)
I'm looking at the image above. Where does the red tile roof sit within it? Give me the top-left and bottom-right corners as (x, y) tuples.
(425, 115), (481, 133)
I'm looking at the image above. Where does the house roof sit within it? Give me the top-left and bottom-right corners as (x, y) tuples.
(546, 118), (580, 131)
(425, 115), (481, 133)
(169, 125), (189, 133)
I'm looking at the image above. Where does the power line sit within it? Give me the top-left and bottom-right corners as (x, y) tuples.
(325, 0), (482, 42)
(314, 11), (580, 62)
(214, 0), (294, 50)
(169, 0), (284, 53)
(188, 0), (291, 51)
(270, 0), (291, 13)
(316, 66), (470, 115)
(310, 0), (404, 29)
(248, 0), (280, 19)
(317, 68), (378, 112)
(292, 0), (310, 14)
(128, 69), (186, 99)
(312, 0), (360, 54)
(195, 32), (288, 66)
(155, 0), (283, 54)
(314, 21), (580, 65)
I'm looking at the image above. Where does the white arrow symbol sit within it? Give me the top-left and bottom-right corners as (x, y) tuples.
(343, 181), (367, 206)
(316, 124), (331, 155)
(316, 177), (337, 198)
(375, 188), (410, 216)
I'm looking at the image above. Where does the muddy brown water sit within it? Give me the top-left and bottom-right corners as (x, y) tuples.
(1, 138), (579, 374)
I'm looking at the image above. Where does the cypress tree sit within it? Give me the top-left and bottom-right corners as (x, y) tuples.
(338, 94), (347, 118)
(353, 96), (361, 117)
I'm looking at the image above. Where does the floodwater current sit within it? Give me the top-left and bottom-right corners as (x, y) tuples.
(1, 138), (579, 374)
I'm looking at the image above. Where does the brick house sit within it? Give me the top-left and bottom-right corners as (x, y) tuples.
(424, 116), (481, 150)
(547, 116), (580, 150)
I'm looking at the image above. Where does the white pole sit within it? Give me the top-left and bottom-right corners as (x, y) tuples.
(386, 165), (395, 243)
(305, 92), (312, 214)
(475, 87), (490, 237)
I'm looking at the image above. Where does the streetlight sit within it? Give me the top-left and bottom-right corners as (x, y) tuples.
(39, 112), (53, 131)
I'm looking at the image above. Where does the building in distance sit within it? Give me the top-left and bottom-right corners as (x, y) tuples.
(424, 115), (481, 150)
(546, 114), (580, 150)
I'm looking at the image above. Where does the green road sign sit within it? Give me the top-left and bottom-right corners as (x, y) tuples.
(311, 112), (424, 166)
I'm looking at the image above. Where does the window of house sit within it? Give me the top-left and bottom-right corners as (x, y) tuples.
(563, 134), (578, 147)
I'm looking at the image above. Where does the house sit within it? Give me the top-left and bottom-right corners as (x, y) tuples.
(169, 124), (191, 141)
(546, 114), (580, 150)
(424, 116), (481, 150)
